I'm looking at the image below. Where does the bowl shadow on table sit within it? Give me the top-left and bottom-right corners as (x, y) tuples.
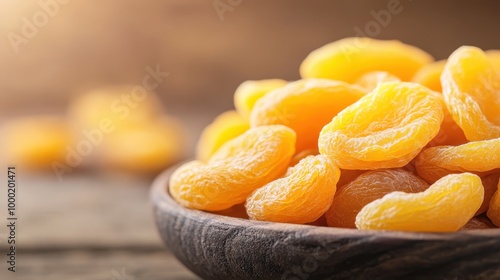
(151, 168), (500, 280)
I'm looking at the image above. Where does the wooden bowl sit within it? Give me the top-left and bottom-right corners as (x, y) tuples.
(151, 168), (500, 280)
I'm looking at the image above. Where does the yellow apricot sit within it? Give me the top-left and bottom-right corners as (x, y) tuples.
(300, 37), (433, 83)
(2, 116), (71, 170)
(251, 79), (365, 152)
(196, 111), (249, 162)
(246, 155), (340, 224)
(487, 180), (500, 227)
(170, 125), (296, 211)
(234, 79), (287, 119)
(441, 46), (500, 141)
(486, 50), (500, 73)
(356, 173), (484, 232)
(355, 71), (400, 92)
(68, 85), (163, 130)
(412, 60), (446, 92)
(101, 117), (186, 173)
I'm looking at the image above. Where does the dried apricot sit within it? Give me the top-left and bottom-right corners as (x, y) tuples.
(2, 116), (71, 170)
(101, 117), (186, 173)
(477, 174), (500, 215)
(319, 82), (443, 170)
(326, 169), (428, 228)
(251, 79), (365, 152)
(246, 155), (340, 224)
(426, 92), (468, 147)
(355, 71), (400, 92)
(460, 216), (496, 230)
(487, 180), (500, 227)
(411, 60), (446, 92)
(234, 79), (287, 120)
(336, 169), (365, 188)
(300, 37), (433, 83)
(68, 85), (163, 130)
(441, 46), (500, 141)
(170, 125), (295, 211)
(356, 173), (484, 232)
(415, 139), (500, 183)
(290, 149), (318, 166)
(486, 50), (500, 73)
(196, 110), (249, 162)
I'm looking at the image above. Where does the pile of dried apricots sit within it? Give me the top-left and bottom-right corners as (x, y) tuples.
(170, 37), (500, 232)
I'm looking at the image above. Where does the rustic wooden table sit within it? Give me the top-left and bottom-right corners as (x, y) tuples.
(0, 171), (200, 280)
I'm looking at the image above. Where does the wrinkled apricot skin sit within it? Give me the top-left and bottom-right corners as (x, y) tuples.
(101, 117), (186, 173)
(441, 46), (500, 141)
(300, 37), (433, 83)
(2, 116), (71, 170)
(170, 125), (296, 211)
(412, 60), (446, 92)
(251, 79), (365, 152)
(355, 71), (400, 92)
(487, 180), (500, 227)
(326, 169), (428, 228)
(415, 139), (500, 183)
(246, 155), (340, 224)
(290, 149), (318, 166)
(356, 173), (484, 232)
(196, 111), (249, 162)
(319, 82), (443, 170)
(234, 79), (288, 120)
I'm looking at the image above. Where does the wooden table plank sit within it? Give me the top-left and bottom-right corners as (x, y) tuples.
(0, 250), (199, 280)
(0, 172), (199, 279)
(14, 172), (162, 248)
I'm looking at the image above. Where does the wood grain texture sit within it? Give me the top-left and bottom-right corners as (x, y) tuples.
(0, 250), (199, 280)
(0, 172), (198, 279)
(152, 168), (500, 280)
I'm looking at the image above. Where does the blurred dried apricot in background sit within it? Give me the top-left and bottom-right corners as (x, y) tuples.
(2, 116), (71, 171)
(101, 117), (186, 174)
(67, 85), (187, 173)
(68, 85), (164, 131)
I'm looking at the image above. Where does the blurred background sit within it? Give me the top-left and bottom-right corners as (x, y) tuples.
(1, 0), (500, 279)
